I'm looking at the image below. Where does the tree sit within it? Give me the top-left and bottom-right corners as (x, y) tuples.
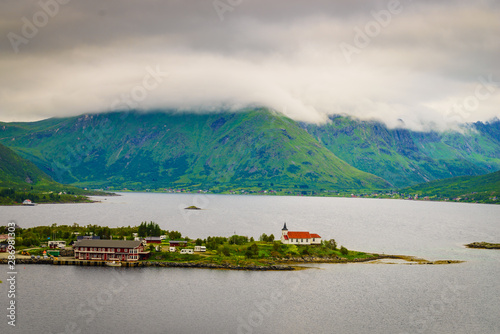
(218, 245), (231, 257)
(168, 230), (182, 240)
(340, 246), (348, 255)
(195, 238), (203, 246)
(139, 221), (162, 237)
(323, 239), (337, 250)
(229, 235), (248, 245)
(268, 234), (275, 242)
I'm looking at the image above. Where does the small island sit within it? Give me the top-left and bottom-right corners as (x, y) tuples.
(184, 205), (202, 210)
(0, 222), (463, 271)
(465, 242), (500, 249)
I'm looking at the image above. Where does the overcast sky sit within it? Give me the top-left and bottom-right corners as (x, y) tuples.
(0, 0), (499, 130)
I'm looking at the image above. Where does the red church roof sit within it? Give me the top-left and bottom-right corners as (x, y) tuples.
(287, 231), (312, 239)
(310, 234), (321, 238)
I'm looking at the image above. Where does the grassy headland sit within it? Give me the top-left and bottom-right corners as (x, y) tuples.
(2, 223), (462, 269)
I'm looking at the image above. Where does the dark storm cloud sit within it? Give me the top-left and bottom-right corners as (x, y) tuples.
(0, 0), (499, 130)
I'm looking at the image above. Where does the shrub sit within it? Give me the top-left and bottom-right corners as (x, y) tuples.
(218, 245), (231, 257)
(245, 243), (259, 258)
(271, 251), (281, 258)
(272, 241), (281, 252)
(323, 239), (337, 250)
(340, 246), (348, 256)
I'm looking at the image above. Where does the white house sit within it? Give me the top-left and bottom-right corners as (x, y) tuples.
(280, 223), (321, 245)
(48, 240), (66, 249)
(194, 246), (206, 252)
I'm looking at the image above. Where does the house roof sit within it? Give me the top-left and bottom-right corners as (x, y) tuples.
(287, 231), (312, 239)
(169, 240), (187, 243)
(74, 240), (142, 248)
(310, 234), (321, 238)
(145, 236), (161, 240)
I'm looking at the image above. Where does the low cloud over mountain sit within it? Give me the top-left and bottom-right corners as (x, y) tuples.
(1, 0), (499, 131)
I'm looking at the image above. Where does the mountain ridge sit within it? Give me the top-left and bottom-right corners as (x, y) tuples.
(1, 109), (499, 193)
(0, 109), (390, 192)
(302, 115), (500, 188)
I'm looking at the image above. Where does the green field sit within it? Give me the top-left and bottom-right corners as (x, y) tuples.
(401, 170), (500, 204)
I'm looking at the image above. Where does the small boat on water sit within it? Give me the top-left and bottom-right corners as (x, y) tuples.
(105, 261), (121, 267)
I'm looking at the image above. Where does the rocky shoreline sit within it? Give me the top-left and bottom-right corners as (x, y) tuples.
(274, 254), (463, 265)
(0, 258), (295, 271)
(0, 253), (463, 270)
(465, 242), (500, 249)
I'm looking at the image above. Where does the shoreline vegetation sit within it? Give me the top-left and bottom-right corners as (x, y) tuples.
(0, 223), (463, 271)
(105, 188), (500, 205)
(0, 185), (497, 206)
(465, 242), (500, 249)
(0, 187), (116, 206)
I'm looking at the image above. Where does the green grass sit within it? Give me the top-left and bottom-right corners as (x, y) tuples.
(144, 241), (376, 267)
(401, 170), (500, 204)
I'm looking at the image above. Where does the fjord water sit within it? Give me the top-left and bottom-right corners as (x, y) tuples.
(1, 193), (499, 333)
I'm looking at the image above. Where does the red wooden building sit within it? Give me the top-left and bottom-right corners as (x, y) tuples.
(73, 240), (150, 262)
(144, 236), (162, 244)
(169, 240), (187, 247)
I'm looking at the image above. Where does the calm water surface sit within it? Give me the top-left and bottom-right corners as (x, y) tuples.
(1, 193), (499, 333)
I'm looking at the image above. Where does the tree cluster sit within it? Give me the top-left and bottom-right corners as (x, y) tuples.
(259, 233), (275, 242)
(138, 221), (161, 237)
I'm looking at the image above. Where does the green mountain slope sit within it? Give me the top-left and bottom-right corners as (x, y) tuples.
(0, 142), (61, 189)
(401, 170), (500, 203)
(0, 142), (99, 204)
(0, 109), (390, 192)
(303, 116), (500, 188)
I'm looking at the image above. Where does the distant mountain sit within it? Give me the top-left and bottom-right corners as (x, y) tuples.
(0, 142), (99, 204)
(0, 142), (60, 189)
(0, 109), (390, 192)
(401, 170), (500, 204)
(303, 116), (500, 188)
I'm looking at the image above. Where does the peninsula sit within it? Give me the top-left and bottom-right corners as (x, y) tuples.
(0, 222), (462, 270)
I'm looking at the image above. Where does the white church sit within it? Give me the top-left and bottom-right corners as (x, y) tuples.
(280, 223), (322, 245)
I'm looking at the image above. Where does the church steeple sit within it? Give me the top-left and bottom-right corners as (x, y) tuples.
(281, 222), (288, 240)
